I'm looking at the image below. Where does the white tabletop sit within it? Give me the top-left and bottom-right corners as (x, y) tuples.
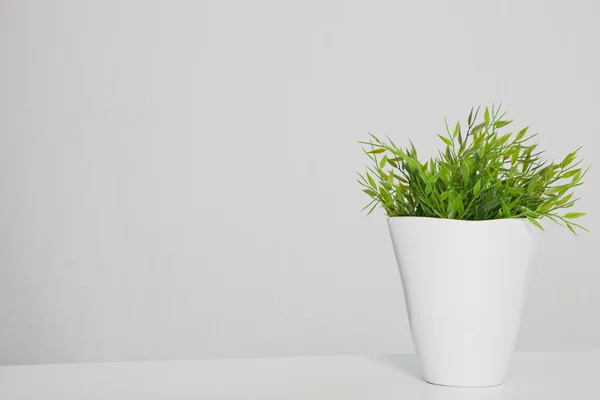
(0, 352), (598, 399)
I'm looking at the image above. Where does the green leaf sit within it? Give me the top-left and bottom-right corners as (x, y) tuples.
(522, 149), (532, 172)
(484, 107), (490, 126)
(379, 155), (388, 169)
(543, 166), (554, 181)
(379, 187), (392, 202)
(445, 146), (452, 161)
(561, 152), (576, 168)
(461, 164), (469, 181)
(367, 148), (386, 154)
(527, 216), (544, 231)
(409, 140), (417, 156)
(367, 172), (376, 188)
(494, 120), (513, 128)
(511, 152), (518, 165)
(471, 122), (486, 134)
(497, 133), (512, 146)
(453, 122), (460, 138)
(367, 200), (378, 215)
(395, 173), (408, 183)
(547, 184), (571, 194)
(361, 199), (376, 212)
(515, 126), (529, 141)
(363, 189), (377, 197)
(473, 179), (481, 196)
(447, 198), (455, 218)
(564, 212), (586, 219)
(537, 202), (553, 214)
(502, 201), (511, 217)
(438, 135), (453, 147)
(467, 108), (473, 125)
(561, 169), (581, 179)
(453, 196), (464, 214)
(555, 192), (573, 207)
(527, 176), (538, 196)
(481, 199), (502, 213)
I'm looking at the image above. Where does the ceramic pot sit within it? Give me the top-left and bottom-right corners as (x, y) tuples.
(388, 217), (538, 387)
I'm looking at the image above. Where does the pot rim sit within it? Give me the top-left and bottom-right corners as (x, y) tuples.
(387, 216), (533, 224)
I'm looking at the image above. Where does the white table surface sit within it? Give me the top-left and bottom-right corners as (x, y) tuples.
(0, 352), (598, 399)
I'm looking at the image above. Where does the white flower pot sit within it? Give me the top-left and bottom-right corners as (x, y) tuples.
(388, 217), (538, 387)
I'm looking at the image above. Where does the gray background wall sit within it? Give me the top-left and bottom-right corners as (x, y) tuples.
(0, 0), (598, 365)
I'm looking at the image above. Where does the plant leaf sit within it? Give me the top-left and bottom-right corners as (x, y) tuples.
(561, 152), (576, 168)
(473, 179), (481, 196)
(515, 126), (529, 141)
(494, 120), (513, 128)
(438, 135), (453, 147)
(453, 122), (460, 138)
(472, 122), (486, 134)
(527, 176), (538, 196)
(561, 169), (581, 179)
(527, 216), (544, 231)
(367, 172), (376, 188)
(379, 155), (388, 169)
(564, 212), (586, 219)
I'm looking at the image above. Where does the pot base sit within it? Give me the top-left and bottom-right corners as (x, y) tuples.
(425, 379), (503, 388)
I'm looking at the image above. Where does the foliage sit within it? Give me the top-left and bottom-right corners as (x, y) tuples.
(358, 105), (589, 233)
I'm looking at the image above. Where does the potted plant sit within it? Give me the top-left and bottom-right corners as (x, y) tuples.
(358, 105), (588, 387)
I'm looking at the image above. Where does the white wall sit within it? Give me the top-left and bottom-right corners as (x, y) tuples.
(1, 0), (598, 365)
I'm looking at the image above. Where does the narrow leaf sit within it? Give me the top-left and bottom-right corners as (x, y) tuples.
(515, 126), (529, 141)
(527, 216), (544, 231)
(438, 134), (453, 147)
(556, 192), (574, 207)
(453, 122), (460, 138)
(494, 120), (513, 128)
(527, 176), (538, 196)
(561, 152), (577, 168)
(367, 173), (376, 188)
(502, 201), (511, 217)
(561, 169), (581, 179)
(379, 155), (388, 169)
(564, 212), (586, 219)
(473, 179), (481, 196)
(471, 122), (486, 134)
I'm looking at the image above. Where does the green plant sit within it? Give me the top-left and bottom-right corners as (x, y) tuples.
(358, 105), (589, 233)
